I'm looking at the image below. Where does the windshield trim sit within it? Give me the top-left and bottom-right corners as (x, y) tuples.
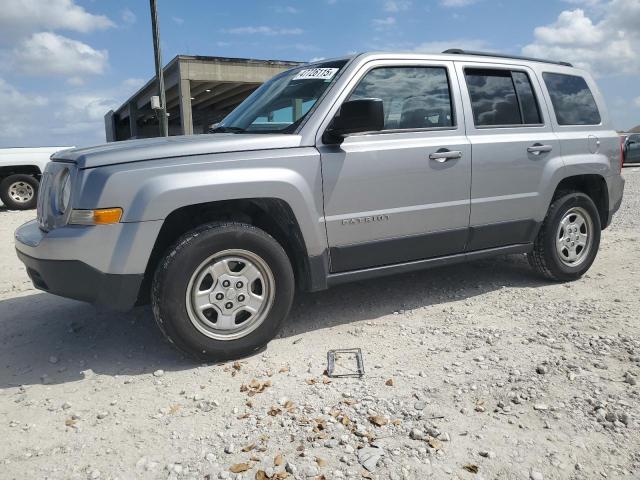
(216, 57), (354, 135)
(292, 56), (356, 135)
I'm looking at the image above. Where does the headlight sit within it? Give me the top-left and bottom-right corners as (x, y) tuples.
(37, 162), (75, 231)
(57, 168), (71, 214)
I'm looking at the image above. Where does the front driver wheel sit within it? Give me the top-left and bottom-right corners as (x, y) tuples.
(152, 222), (295, 361)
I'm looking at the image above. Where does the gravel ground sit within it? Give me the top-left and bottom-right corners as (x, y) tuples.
(1, 168), (639, 480)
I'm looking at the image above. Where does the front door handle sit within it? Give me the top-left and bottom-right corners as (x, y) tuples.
(527, 143), (553, 155)
(429, 149), (462, 162)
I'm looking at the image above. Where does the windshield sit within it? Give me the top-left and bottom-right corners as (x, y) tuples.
(213, 60), (348, 134)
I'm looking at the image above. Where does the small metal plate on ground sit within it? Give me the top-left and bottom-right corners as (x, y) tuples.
(327, 348), (365, 378)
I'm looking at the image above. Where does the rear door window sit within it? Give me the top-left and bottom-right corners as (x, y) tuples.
(464, 68), (542, 127)
(512, 72), (542, 125)
(348, 66), (455, 131)
(542, 73), (601, 125)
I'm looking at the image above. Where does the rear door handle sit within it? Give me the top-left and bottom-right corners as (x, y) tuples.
(527, 143), (553, 155)
(429, 149), (462, 162)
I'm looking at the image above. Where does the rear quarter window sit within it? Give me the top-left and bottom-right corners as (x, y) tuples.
(543, 73), (601, 125)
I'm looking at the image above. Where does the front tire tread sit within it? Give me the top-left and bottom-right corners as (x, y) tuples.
(151, 221), (294, 361)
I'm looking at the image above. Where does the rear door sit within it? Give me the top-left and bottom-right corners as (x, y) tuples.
(318, 60), (471, 272)
(454, 62), (563, 250)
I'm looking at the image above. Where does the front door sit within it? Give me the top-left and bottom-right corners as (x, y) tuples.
(454, 62), (564, 250)
(318, 60), (472, 272)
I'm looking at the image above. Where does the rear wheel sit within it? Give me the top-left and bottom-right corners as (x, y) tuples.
(151, 222), (295, 361)
(0, 174), (39, 210)
(528, 191), (601, 281)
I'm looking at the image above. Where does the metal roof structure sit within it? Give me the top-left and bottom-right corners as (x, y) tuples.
(105, 55), (302, 142)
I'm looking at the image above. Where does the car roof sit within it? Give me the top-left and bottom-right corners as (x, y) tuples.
(308, 51), (583, 75)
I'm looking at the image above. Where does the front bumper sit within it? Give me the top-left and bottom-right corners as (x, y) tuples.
(17, 250), (142, 311)
(14, 219), (162, 311)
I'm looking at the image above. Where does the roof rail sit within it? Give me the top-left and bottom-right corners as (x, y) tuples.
(442, 49), (573, 67)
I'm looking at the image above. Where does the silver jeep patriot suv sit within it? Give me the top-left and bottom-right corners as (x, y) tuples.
(15, 50), (625, 360)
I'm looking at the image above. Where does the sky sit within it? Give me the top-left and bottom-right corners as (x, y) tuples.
(0, 0), (638, 148)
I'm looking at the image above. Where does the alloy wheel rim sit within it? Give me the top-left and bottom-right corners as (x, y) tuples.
(555, 207), (592, 267)
(8, 181), (34, 204)
(185, 249), (275, 341)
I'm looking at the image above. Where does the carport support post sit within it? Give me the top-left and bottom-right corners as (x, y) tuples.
(178, 78), (193, 135)
(104, 110), (116, 142)
(128, 101), (139, 139)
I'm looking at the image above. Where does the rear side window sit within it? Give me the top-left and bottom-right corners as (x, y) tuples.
(512, 72), (542, 125)
(543, 73), (601, 125)
(465, 69), (542, 127)
(348, 66), (454, 130)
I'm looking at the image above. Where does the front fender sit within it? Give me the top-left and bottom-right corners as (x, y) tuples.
(77, 147), (328, 256)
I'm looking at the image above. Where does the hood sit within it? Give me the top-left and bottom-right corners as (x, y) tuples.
(52, 133), (303, 169)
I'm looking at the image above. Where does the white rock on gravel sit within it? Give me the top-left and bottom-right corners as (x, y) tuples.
(357, 446), (384, 472)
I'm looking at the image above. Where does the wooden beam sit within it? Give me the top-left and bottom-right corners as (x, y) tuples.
(209, 86), (258, 111)
(164, 86), (184, 111)
(128, 101), (138, 138)
(189, 81), (219, 99)
(191, 83), (247, 108)
(195, 84), (258, 110)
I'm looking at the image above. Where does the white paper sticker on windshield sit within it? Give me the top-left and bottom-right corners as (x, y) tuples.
(293, 68), (338, 81)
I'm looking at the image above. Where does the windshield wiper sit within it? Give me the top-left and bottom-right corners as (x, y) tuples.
(209, 125), (246, 134)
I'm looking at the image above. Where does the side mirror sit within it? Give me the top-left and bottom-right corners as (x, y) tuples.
(324, 98), (384, 144)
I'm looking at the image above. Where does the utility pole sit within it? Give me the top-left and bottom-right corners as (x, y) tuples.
(150, 0), (168, 136)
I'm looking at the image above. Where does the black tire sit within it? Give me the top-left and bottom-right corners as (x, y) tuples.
(528, 191), (601, 281)
(0, 174), (39, 210)
(151, 222), (295, 361)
